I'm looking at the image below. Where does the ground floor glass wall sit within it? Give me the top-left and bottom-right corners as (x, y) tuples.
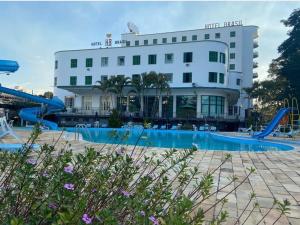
(176, 95), (197, 118)
(201, 96), (224, 116)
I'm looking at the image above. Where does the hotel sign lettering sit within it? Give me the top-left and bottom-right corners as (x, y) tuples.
(205, 20), (243, 29)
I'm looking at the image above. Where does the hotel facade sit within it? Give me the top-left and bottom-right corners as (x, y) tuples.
(54, 22), (258, 126)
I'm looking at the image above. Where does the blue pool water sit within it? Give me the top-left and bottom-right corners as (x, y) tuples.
(66, 128), (293, 151)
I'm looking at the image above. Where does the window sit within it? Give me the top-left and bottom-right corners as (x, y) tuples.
(219, 53), (226, 64)
(86, 58), (93, 67)
(54, 77), (57, 86)
(209, 51), (218, 62)
(162, 38), (167, 43)
(236, 79), (241, 86)
(192, 35), (197, 41)
(183, 72), (192, 83)
(182, 36), (187, 41)
(153, 39), (158, 44)
(117, 56), (125, 66)
(201, 96), (224, 115)
(55, 60), (58, 69)
(165, 53), (174, 64)
(208, 72), (218, 83)
(230, 31), (236, 37)
(132, 74), (140, 82)
(164, 73), (173, 82)
(85, 76), (92, 85)
(133, 55), (140, 65)
(204, 34), (210, 39)
(101, 57), (108, 67)
(230, 53), (235, 59)
(126, 41), (130, 47)
(101, 75), (108, 82)
(135, 40), (139, 46)
(70, 76), (77, 86)
(65, 97), (74, 108)
(144, 40), (148, 45)
(219, 73), (224, 84)
(215, 33), (220, 39)
(148, 54), (157, 64)
(183, 52), (193, 63)
(229, 64), (235, 70)
(172, 37), (177, 43)
(70, 59), (77, 68)
(230, 42), (236, 48)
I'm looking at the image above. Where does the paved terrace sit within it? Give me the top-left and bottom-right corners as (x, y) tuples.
(2, 130), (300, 225)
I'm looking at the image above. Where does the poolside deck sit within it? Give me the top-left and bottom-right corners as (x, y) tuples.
(2, 130), (300, 225)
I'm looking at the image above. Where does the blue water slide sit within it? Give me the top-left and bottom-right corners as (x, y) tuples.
(252, 108), (290, 139)
(0, 60), (64, 129)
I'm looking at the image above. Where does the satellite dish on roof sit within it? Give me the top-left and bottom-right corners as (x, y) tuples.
(127, 22), (139, 34)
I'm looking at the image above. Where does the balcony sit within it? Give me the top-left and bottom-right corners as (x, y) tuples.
(253, 41), (259, 48)
(253, 62), (258, 69)
(253, 73), (258, 79)
(253, 51), (259, 58)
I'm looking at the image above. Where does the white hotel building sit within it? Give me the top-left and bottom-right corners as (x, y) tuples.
(54, 23), (258, 125)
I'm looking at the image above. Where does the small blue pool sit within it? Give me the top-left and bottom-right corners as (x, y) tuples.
(66, 128), (293, 151)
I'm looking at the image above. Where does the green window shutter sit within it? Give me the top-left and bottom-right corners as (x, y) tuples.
(229, 64), (235, 70)
(183, 73), (192, 83)
(204, 34), (210, 39)
(54, 77), (57, 86)
(183, 52), (193, 63)
(85, 76), (92, 85)
(230, 31), (236, 37)
(148, 55), (156, 64)
(162, 38), (167, 43)
(192, 35), (197, 41)
(172, 37), (177, 43)
(219, 73), (224, 84)
(70, 76), (77, 86)
(55, 60), (58, 69)
(208, 72), (217, 83)
(230, 42), (236, 48)
(133, 55), (140, 65)
(209, 51), (218, 62)
(230, 53), (235, 59)
(86, 58), (93, 67)
(70, 59), (77, 68)
(219, 53), (226, 64)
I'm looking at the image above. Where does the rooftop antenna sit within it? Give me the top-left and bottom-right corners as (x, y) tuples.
(127, 22), (139, 34)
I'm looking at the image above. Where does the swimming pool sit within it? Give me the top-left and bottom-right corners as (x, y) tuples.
(66, 128), (293, 151)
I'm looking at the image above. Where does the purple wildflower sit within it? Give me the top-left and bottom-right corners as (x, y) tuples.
(140, 210), (146, 216)
(92, 188), (97, 193)
(64, 164), (74, 174)
(48, 202), (58, 209)
(42, 171), (49, 178)
(82, 214), (92, 224)
(121, 190), (131, 197)
(64, 183), (74, 190)
(149, 215), (159, 225)
(26, 158), (37, 165)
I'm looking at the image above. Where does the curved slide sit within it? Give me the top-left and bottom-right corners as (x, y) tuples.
(0, 60), (64, 129)
(252, 108), (290, 139)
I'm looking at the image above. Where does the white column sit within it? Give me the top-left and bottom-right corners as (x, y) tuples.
(158, 96), (162, 117)
(196, 94), (201, 118)
(173, 95), (176, 118)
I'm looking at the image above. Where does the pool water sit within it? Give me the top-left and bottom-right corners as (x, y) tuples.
(67, 128), (293, 151)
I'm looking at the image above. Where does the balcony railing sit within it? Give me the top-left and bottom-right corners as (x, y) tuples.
(253, 51), (259, 58)
(253, 73), (258, 79)
(253, 62), (258, 68)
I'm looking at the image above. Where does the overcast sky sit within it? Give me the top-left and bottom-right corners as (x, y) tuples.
(0, 1), (299, 94)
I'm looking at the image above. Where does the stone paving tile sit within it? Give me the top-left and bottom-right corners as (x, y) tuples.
(282, 183), (300, 193)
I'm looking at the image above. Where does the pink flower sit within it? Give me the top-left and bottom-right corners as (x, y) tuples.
(64, 164), (74, 174)
(26, 158), (37, 165)
(149, 215), (159, 225)
(64, 183), (74, 190)
(82, 213), (92, 224)
(121, 190), (131, 197)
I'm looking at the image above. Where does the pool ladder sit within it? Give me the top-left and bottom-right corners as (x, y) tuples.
(74, 124), (92, 141)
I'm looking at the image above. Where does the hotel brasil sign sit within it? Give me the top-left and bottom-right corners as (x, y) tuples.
(205, 20), (243, 29)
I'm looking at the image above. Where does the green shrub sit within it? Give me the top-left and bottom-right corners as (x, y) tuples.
(108, 109), (123, 128)
(0, 125), (290, 224)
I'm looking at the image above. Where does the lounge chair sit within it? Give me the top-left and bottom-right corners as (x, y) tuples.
(238, 125), (253, 133)
(199, 126), (205, 131)
(210, 126), (217, 132)
(0, 117), (22, 142)
(160, 125), (166, 129)
(192, 124), (198, 131)
(152, 124), (158, 129)
(170, 125), (177, 130)
(204, 124), (210, 131)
